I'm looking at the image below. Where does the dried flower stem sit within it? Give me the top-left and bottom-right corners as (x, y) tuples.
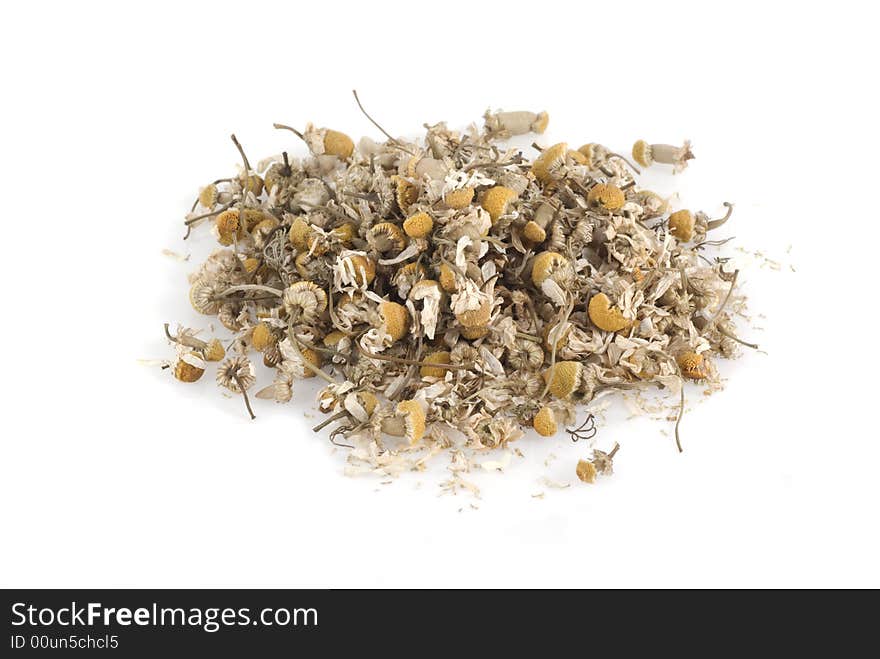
(234, 375), (256, 420)
(351, 89), (415, 156)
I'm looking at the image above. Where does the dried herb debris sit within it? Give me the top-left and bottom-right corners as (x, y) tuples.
(162, 93), (756, 484)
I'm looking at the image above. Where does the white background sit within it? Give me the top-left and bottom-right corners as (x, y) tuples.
(1, 1), (878, 588)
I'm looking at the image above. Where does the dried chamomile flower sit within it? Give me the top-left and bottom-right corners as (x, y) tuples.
(443, 187), (475, 210)
(379, 301), (410, 343)
(174, 352), (206, 383)
(403, 211), (433, 239)
(576, 459), (597, 484)
(677, 351), (708, 380)
(283, 281), (328, 323)
(668, 209), (695, 242)
(587, 183), (626, 212)
(322, 129), (355, 160)
(338, 253), (376, 286)
(216, 355), (257, 419)
(533, 406), (558, 437)
(251, 322), (275, 352)
(632, 139), (694, 172)
(215, 209), (245, 245)
(542, 362), (583, 399)
(189, 279), (224, 315)
(481, 186), (518, 224)
(367, 222), (408, 253)
(394, 176), (419, 214)
(420, 351), (452, 378)
(522, 220), (546, 244)
(198, 184), (218, 208)
(531, 143), (568, 184)
(588, 293), (631, 333)
(203, 338), (226, 362)
(531, 252), (573, 294)
(484, 109), (549, 136)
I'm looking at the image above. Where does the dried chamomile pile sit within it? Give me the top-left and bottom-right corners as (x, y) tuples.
(162, 93), (755, 485)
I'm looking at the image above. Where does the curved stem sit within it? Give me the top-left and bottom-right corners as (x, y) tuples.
(703, 270), (739, 333)
(230, 133), (252, 174)
(234, 375), (256, 420)
(351, 90), (415, 156)
(355, 341), (469, 370)
(163, 323), (207, 350)
(313, 410), (350, 433)
(273, 123), (305, 141)
(707, 202), (734, 231)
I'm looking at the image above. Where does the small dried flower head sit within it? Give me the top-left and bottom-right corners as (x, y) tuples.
(299, 347), (323, 379)
(568, 149), (588, 166)
(367, 222), (408, 253)
(677, 351), (707, 380)
(481, 186), (518, 224)
(531, 142), (568, 184)
(330, 223), (357, 245)
(340, 253), (376, 286)
(522, 220), (546, 244)
(533, 406), (558, 437)
(576, 459), (597, 484)
(288, 217), (313, 250)
(283, 281), (328, 322)
(531, 251), (572, 288)
(420, 351), (452, 378)
(242, 257), (260, 273)
(394, 176), (419, 214)
(484, 110), (549, 136)
(198, 184), (218, 208)
(632, 140), (694, 172)
(241, 174), (264, 196)
(542, 361), (583, 398)
(460, 325), (489, 340)
(576, 143), (614, 168)
(215, 209), (244, 245)
(443, 187), (474, 210)
(438, 263), (457, 292)
(323, 129), (355, 160)
(323, 330), (348, 348)
(174, 352), (206, 383)
(396, 399), (426, 444)
(668, 209), (695, 242)
(455, 297), (491, 329)
(251, 322), (275, 352)
(189, 279), (223, 315)
(588, 293), (631, 333)
(587, 183), (626, 212)
(403, 211), (434, 239)
(356, 391), (379, 418)
(379, 301), (410, 342)
(203, 338), (225, 362)
(634, 189), (670, 216)
(216, 355), (256, 392)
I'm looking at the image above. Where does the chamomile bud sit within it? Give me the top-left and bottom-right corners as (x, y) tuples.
(533, 406), (558, 436)
(379, 301), (410, 343)
(420, 351), (452, 378)
(203, 338), (226, 362)
(587, 183), (626, 212)
(632, 139), (694, 172)
(368, 222), (408, 253)
(443, 187), (475, 210)
(403, 211), (434, 239)
(174, 352), (206, 383)
(484, 110), (549, 136)
(531, 143), (568, 184)
(542, 361), (583, 399)
(668, 209), (695, 242)
(588, 293), (631, 333)
(677, 351), (708, 380)
(576, 459), (597, 484)
(251, 322), (275, 352)
(481, 186), (518, 224)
